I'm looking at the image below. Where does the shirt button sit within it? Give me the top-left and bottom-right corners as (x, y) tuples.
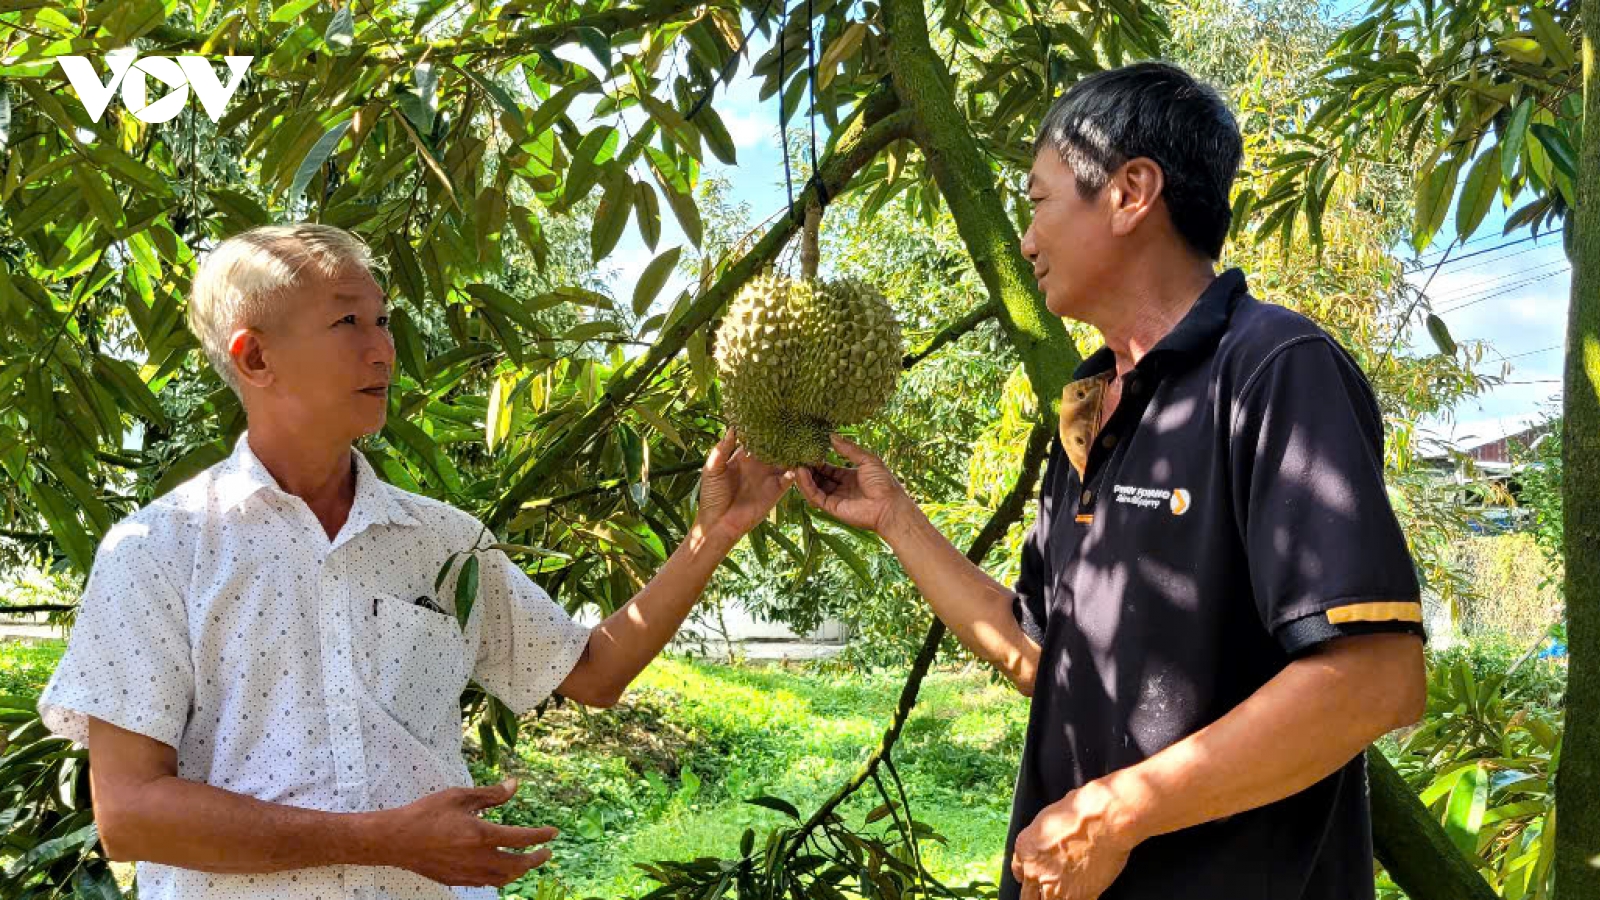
(1101, 434), (1118, 450)
(1081, 489), (1095, 506)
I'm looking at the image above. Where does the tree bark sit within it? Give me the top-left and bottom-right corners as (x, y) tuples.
(878, 0), (1079, 418)
(1367, 749), (1499, 900)
(1555, 0), (1600, 893)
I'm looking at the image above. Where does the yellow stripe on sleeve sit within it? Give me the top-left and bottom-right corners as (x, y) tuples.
(1325, 602), (1424, 626)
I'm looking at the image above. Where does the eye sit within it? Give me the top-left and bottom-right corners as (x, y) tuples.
(334, 314), (357, 327)
(377, 315), (390, 328)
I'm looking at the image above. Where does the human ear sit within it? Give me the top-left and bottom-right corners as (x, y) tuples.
(1108, 158), (1163, 238)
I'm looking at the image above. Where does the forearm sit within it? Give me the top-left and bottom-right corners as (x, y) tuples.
(1097, 635), (1423, 844)
(883, 499), (1040, 693)
(572, 523), (736, 703)
(95, 773), (387, 871)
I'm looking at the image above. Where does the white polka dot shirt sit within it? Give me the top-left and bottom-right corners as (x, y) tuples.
(38, 432), (592, 900)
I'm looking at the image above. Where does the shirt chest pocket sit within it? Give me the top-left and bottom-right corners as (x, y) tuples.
(360, 594), (470, 747)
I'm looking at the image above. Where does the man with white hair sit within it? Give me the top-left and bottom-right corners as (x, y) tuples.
(38, 223), (795, 899)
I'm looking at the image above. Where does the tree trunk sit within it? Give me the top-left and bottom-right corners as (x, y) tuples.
(1555, 0), (1600, 894)
(878, 0), (1078, 416)
(1368, 749), (1499, 900)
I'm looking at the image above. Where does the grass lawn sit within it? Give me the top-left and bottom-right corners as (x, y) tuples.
(475, 657), (1029, 899)
(0, 638), (64, 696)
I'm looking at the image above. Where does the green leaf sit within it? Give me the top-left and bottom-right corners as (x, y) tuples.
(694, 105), (737, 165)
(269, 0), (320, 23)
(454, 553), (479, 628)
(387, 235), (428, 305)
(639, 93), (701, 160)
(390, 307), (428, 383)
(632, 247), (682, 317)
(1531, 124), (1579, 180)
(465, 283), (539, 330)
(94, 354), (168, 428)
(1443, 763), (1488, 856)
(154, 442), (228, 498)
(562, 320), (623, 342)
(288, 120), (351, 203)
(746, 795), (801, 819)
(591, 171), (633, 261)
(634, 180), (662, 250)
(1494, 36), (1545, 65)
(1425, 314), (1457, 356)
(28, 482), (95, 574)
(398, 63), (440, 137)
(817, 21), (867, 89)
(1412, 157), (1458, 252)
(563, 127), (619, 207)
(1526, 9), (1573, 69)
(1455, 144), (1501, 239)
(573, 25), (612, 72)
(71, 863), (122, 900)
(817, 531), (872, 588)
(461, 68), (525, 130)
(1501, 98), (1533, 182)
(325, 4), (354, 55)
(384, 417), (463, 493)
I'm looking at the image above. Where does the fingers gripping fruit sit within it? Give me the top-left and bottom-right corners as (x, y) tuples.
(715, 276), (903, 466)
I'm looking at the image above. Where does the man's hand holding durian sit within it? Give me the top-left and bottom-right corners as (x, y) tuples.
(795, 435), (1042, 695)
(692, 427), (799, 551)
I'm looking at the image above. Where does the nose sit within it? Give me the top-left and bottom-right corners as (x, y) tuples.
(370, 323), (395, 370)
(1020, 222), (1038, 263)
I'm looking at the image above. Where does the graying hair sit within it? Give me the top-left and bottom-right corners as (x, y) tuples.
(187, 224), (377, 395)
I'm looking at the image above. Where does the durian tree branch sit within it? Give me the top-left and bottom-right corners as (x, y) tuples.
(787, 418), (1054, 851)
(879, 0), (1079, 418)
(902, 302), (996, 369)
(1367, 748), (1500, 900)
(145, 0), (708, 62)
(486, 105), (915, 532)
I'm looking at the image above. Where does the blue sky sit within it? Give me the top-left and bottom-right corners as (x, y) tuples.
(555, 29), (1570, 449)
(1403, 198), (1569, 446)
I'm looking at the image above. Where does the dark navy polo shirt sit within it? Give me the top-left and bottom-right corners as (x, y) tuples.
(1002, 269), (1425, 900)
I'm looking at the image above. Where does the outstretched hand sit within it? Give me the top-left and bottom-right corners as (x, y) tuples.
(695, 428), (796, 544)
(793, 435), (912, 535)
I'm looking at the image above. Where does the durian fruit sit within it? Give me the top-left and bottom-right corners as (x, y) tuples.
(715, 275), (903, 467)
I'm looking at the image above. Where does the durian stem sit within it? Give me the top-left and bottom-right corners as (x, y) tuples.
(786, 420), (1053, 855)
(488, 106), (915, 531)
(801, 202), (822, 280)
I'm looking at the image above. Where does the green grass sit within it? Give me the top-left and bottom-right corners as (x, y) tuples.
(0, 639), (64, 697)
(476, 658), (1029, 899)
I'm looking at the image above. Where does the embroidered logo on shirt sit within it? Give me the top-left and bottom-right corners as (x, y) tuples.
(1112, 484), (1191, 515)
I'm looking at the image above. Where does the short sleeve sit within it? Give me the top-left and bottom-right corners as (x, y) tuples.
(1230, 338), (1425, 656)
(1011, 438), (1061, 645)
(469, 546), (591, 714)
(39, 523), (195, 748)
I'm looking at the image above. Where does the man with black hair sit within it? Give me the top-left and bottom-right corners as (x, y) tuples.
(794, 62), (1428, 900)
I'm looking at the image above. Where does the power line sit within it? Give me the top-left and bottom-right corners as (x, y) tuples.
(1425, 240), (1567, 278)
(1403, 233), (1550, 273)
(1434, 267), (1571, 315)
(1428, 258), (1573, 303)
(1496, 344), (1563, 362)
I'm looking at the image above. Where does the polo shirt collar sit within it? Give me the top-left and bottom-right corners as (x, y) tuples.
(215, 431), (419, 529)
(1056, 268), (1248, 475)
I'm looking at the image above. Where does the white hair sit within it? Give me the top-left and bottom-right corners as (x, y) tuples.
(187, 223), (378, 395)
